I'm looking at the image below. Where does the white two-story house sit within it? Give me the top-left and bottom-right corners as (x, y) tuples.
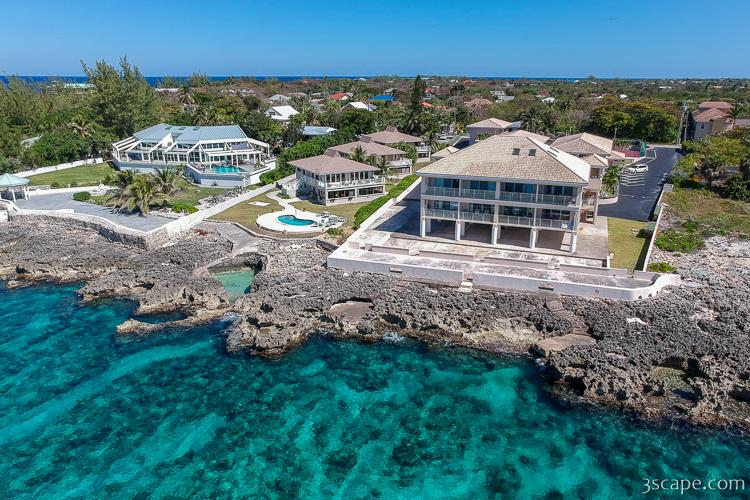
(289, 150), (386, 206)
(111, 123), (272, 187)
(361, 126), (431, 161)
(417, 135), (592, 253)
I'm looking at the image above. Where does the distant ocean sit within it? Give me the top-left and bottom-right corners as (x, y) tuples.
(1, 75), (585, 86)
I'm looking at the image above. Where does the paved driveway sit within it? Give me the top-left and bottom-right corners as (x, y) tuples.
(598, 146), (680, 222)
(15, 192), (172, 231)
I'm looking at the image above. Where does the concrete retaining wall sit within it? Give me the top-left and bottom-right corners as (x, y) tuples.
(473, 270), (681, 300)
(419, 249), (475, 261)
(11, 211), (156, 249)
(371, 245), (411, 255)
(328, 255), (464, 284)
(15, 158), (104, 178)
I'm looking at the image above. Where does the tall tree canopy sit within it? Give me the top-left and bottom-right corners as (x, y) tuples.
(82, 57), (161, 138)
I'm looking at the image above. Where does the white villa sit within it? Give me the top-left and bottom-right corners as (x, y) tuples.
(327, 138), (412, 178)
(287, 150), (386, 206)
(341, 101), (374, 112)
(265, 105), (299, 123)
(112, 123), (272, 187)
(361, 126), (431, 161)
(417, 135), (597, 253)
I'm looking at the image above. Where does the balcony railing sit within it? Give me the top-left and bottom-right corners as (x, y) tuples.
(424, 186), (574, 206)
(460, 211), (494, 222)
(460, 188), (496, 200)
(497, 215), (535, 226)
(325, 176), (386, 189)
(424, 186), (460, 197)
(423, 208), (459, 219)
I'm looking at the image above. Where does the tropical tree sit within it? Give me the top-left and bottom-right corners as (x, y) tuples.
(111, 173), (165, 214)
(602, 165), (621, 196)
(152, 167), (182, 196)
(178, 87), (195, 108)
(82, 57), (162, 138)
(106, 170), (137, 210)
(376, 156), (391, 177)
(350, 145), (367, 163)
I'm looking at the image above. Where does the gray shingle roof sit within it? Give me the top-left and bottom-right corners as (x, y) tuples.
(361, 126), (421, 145)
(290, 154), (379, 175)
(328, 141), (406, 157)
(417, 135), (589, 184)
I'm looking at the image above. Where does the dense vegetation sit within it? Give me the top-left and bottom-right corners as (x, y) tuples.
(353, 174), (418, 228)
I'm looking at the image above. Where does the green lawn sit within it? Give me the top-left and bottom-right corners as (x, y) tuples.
(608, 217), (650, 271)
(26, 162), (115, 187)
(290, 199), (372, 229)
(663, 187), (750, 237)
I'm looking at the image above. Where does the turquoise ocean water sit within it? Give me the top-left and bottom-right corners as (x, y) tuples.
(0, 282), (748, 498)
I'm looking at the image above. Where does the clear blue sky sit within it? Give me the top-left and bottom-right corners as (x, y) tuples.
(2, 0), (749, 78)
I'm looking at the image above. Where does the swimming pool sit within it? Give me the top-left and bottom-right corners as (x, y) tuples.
(209, 166), (242, 174)
(278, 214), (315, 226)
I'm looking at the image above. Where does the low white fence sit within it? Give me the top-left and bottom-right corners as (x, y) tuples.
(640, 183), (673, 271)
(15, 158), (105, 178)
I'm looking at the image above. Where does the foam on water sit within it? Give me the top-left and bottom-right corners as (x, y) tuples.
(1, 282), (749, 498)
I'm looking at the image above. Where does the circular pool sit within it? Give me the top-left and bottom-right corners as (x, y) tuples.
(277, 214), (314, 226)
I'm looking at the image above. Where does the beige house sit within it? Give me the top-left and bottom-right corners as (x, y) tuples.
(327, 139), (412, 178)
(361, 126), (430, 160)
(289, 150), (385, 206)
(551, 132), (618, 221)
(467, 118), (513, 145)
(417, 135), (592, 253)
(690, 101), (733, 141)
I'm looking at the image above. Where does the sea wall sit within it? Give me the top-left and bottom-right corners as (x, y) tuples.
(14, 158), (104, 178)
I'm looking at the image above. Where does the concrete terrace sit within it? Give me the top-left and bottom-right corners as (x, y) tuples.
(15, 192), (172, 231)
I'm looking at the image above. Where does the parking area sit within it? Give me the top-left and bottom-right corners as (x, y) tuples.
(15, 192), (172, 232)
(598, 146), (680, 222)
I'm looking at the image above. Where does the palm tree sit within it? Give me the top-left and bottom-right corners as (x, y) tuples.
(119, 174), (165, 215)
(193, 103), (218, 125)
(350, 145), (367, 164)
(152, 167), (182, 197)
(67, 116), (93, 140)
(377, 156), (391, 178)
(106, 170), (137, 211)
(520, 107), (543, 133)
(178, 86), (195, 108)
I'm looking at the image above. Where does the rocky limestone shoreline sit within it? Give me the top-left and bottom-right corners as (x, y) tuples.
(1, 217), (749, 432)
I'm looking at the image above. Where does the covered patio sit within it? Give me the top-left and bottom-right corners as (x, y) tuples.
(0, 173), (30, 201)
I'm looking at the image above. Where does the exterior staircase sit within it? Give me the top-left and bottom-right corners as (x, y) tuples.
(532, 295), (594, 356)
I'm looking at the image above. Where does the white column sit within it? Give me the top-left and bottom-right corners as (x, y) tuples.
(491, 224), (498, 245)
(11, 189), (16, 202)
(420, 218), (427, 237)
(593, 193), (600, 223)
(571, 232), (578, 253)
(529, 228), (537, 249)
(425, 218), (431, 233)
(460, 219), (466, 236)
(455, 221), (462, 241)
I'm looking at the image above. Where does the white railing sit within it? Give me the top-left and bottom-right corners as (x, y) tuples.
(425, 186), (574, 206)
(424, 186), (460, 197)
(424, 208), (459, 219)
(460, 188), (496, 200)
(326, 176), (386, 189)
(460, 211), (494, 222)
(497, 215), (535, 226)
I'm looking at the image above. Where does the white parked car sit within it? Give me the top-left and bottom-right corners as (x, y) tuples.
(627, 164), (649, 173)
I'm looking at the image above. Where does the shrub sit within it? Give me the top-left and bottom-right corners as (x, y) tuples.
(171, 202), (198, 214)
(50, 182), (62, 189)
(648, 261), (677, 273)
(637, 222), (656, 239)
(724, 174), (750, 202)
(72, 191), (92, 202)
(353, 175), (418, 228)
(326, 227), (343, 237)
(655, 228), (704, 253)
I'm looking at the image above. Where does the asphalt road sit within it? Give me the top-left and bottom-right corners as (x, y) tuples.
(598, 147), (680, 222)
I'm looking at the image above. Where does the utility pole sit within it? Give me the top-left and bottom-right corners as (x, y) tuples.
(676, 102), (688, 146)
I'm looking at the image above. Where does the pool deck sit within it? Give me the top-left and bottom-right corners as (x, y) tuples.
(256, 192), (343, 234)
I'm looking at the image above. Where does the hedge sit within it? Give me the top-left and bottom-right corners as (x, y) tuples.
(72, 191), (92, 202)
(171, 202), (199, 214)
(353, 175), (418, 228)
(647, 261), (677, 273)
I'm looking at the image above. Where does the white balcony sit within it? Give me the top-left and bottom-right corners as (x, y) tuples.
(424, 186), (574, 206)
(326, 176), (386, 189)
(460, 211), (494, 223)
(424, 208), (459, 219)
